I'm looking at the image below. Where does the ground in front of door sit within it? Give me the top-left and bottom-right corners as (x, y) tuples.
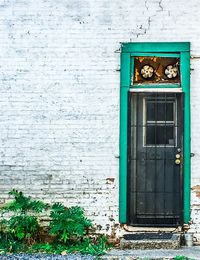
(101, 246), (200, 260)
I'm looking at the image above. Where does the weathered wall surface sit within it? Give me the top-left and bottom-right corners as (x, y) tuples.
(0, 0), (200, 237)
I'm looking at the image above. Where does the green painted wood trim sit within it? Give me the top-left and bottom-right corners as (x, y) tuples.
(122, 42), (190, 53)
(119, 52), (131, 223)
(121, 53), (131, 86)
(131, 53), (180, 58)
(181, 51), (191, 223)
(119, 87), (129, 223)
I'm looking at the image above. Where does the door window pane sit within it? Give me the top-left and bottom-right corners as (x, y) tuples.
(145, 97), (177, 146)
(146, 125), (175, 145)
(146, 102), (174, 121)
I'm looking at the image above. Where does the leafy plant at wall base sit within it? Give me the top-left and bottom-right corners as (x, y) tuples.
(0, 190), (111, 256)
(68, 235), (110, 255)
(31, 243), (55, 254)
(32, 235), (110, 256)
(0, 189), (47, 248)
(8, 215), (39, 240)
(49, 203), (92, 243)
(4, 189), (47, 214)
(0, 230), (28, 253)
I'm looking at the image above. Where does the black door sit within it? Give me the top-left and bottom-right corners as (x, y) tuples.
(128, 92), (183, 226)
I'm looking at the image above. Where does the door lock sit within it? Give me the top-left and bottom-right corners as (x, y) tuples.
(175, 159), (181, 165)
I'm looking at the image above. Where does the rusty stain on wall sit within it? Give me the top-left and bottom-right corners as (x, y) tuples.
(192, 185), (200, 198)
(106, 177), (115, 184)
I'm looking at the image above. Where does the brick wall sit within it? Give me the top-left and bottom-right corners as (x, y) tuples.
(0, 0), (200, 237)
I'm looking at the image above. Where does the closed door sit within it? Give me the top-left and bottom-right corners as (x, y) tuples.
(128, 92), (183, 226)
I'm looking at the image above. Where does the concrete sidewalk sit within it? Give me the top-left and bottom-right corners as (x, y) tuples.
(101, 246), (200, 259)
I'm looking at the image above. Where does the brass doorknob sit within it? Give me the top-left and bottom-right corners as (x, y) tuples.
(175, 159), (181, 165)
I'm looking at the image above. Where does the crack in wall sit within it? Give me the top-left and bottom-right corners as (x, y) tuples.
(134, 0), (164, 39)
(159, 0), (164, 11)
(145, 0), (149, 11)
(134, 15), (155, 38)
(144, 15), (156, 35)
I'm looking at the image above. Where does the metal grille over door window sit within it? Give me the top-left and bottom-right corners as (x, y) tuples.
(145, 96), (176, 146)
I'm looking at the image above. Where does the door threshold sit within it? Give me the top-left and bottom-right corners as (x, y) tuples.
(124, 224), (182, 233)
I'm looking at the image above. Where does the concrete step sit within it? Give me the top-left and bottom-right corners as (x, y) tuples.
(120, 233), (181, 250)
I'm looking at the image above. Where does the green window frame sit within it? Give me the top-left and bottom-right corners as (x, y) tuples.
(119, 42), (190, 224)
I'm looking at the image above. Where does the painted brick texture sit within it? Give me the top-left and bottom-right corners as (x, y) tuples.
(0, 0), (200, 237)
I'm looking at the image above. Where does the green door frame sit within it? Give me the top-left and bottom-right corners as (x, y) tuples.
(119, 42), (190, 224)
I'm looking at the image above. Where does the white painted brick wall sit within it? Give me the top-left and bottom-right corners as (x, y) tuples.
(0, 0), (200, 237)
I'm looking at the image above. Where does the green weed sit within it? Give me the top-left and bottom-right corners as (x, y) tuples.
(0, 190), (110, 256)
